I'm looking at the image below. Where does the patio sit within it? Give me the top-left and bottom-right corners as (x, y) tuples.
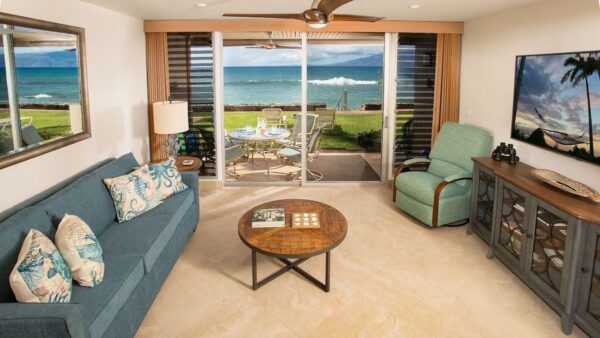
(224, 110), (382, 183)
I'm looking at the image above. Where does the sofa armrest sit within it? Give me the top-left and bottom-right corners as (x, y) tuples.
(0, 303), (87, 338)
(443, 173), (473, 184)
(181, 171), (199, 204)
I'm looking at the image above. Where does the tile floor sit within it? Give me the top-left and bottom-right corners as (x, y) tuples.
(136, 185), (587, 338)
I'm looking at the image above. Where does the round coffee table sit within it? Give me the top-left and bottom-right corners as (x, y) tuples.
(238, 199), (347, 292)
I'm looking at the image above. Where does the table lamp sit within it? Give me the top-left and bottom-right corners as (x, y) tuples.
(153, 100), (189, 159)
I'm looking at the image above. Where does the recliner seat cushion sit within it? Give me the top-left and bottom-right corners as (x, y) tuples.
(98, 189), (194, 272)
(395, 171), (470, 206)
(70, 255), (144, 338)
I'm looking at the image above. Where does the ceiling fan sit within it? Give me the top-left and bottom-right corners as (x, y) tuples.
(245, 32), (302, 51)
(223, 0), (383, 29)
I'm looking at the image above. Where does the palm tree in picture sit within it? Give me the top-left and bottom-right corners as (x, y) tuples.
(561, 53), (596, 160)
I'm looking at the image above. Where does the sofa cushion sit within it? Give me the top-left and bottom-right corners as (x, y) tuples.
(99, 189), (194, 272)
(40, 173), (116, 237)
(92, 153), (139, 181)
(148, 158), (189, 200)
(71, 255), (144, 338)
(0, 206), (55, 303)
(395, 171), (470, 206)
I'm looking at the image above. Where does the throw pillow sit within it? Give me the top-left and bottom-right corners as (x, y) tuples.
(148, 158), (189, 200)
(103, 165), (162, 222)
(55, 214), (104, 287)
(10, 229), (72, 303)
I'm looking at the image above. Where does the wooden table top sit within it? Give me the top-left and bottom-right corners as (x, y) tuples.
(473, 157), (600, 226)
(238, 199), (348, 258)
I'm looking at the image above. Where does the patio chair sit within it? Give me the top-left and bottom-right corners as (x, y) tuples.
(393, 122), (493, 227)
(315, 108), (336, 130)
(276, 125), (324, 181)
(278, 113), (319, 147)
(225, 136), (246, 179)
(262, 108), (284, 128)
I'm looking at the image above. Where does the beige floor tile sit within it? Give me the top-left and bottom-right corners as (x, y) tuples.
(136, 185), (588, 338)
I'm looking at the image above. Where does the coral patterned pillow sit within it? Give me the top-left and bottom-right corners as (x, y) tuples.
(56, 214), (104, 287)
(10, 229), (72, 303)
(103, 165), (162, 222)
(148, 158), (189, 200)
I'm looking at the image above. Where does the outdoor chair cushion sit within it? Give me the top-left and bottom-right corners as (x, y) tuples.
(395, 171), (470, 207)
(20, 125), (43, 146)
(70, 255), (143, 338)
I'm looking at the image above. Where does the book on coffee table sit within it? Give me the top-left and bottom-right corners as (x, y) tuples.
(252, 208), (285, 228)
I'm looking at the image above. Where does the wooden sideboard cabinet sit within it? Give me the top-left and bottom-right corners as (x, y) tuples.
(469, 157), (600, 336)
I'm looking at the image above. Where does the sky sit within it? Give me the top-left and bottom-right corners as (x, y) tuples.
(223, 44), (383, 67)
(514, 52), (600, 152)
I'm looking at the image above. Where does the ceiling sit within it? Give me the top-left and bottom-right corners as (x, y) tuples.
(81, 0), (545, 22)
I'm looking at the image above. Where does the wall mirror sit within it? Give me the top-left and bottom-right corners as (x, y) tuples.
(0, 12), (89, 169)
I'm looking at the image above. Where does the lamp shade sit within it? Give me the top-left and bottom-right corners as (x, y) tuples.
(153, 101), (189, 134)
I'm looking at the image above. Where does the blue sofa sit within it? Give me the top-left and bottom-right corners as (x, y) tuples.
(0, 153), (199, 338)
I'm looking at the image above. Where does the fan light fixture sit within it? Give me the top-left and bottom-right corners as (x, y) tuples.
(308, 22), (328, 29)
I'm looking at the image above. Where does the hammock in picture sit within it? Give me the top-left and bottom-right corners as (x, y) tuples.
(534, 108), (588, 146)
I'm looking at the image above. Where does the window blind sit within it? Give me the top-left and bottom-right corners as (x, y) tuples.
(395, 33), (437, 166)
(167, 32), (216, 176)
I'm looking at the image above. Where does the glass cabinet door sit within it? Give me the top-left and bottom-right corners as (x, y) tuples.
(528, 204), (570, 297)
(584, 232), (600, 327)
(495, 182), (530, 263)
(475, 169), (495, 233)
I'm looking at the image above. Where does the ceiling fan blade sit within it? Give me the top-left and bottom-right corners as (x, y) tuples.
(331, 14), (383, 22)
(223, 13), (305, 20)
(317, 0), (354, 15)
(274, 45), (302, 50)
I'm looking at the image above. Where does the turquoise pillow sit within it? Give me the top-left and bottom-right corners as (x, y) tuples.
(148, 158), (189, 200)
(103, 165), (162, 222)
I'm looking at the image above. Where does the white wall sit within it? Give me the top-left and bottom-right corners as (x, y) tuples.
(460, 0), (600, 189)
(0, 0), (148, 210)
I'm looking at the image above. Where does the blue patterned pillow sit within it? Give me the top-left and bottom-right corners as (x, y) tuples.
(56, 214), (104, 287)
(148, 158), (189, 200)
(10, 229), (72, 303)
(103, 165), (162, 222)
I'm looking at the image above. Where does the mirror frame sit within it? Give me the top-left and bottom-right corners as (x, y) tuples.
(0, 12), (90, 169)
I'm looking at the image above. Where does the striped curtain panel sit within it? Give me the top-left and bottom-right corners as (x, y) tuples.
(432, 33), (462, 143)
(145, 32), (170, 161)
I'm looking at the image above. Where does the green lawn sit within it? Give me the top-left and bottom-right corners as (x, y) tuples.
(0, 109), (71, 140)
(225, 111), (382, 150)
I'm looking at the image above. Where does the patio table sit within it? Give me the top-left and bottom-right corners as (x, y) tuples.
(228, 127), (291, 176)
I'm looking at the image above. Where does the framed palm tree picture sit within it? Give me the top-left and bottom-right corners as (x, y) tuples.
(511, 50), (600, 166)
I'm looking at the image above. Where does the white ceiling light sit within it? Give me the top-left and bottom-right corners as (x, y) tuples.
(308, 22), (328, 29)
(409, 4), (422, 9)
(196, 3), (207, 7)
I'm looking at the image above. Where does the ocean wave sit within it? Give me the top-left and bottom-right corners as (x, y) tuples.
(33, 93), (53, 98)
(308, 77), (378, 86)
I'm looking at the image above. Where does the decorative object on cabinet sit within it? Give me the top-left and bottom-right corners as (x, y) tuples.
(491, 142), (519, 164)
(469, 157), (600, 337)
(531, 169), (600, 203)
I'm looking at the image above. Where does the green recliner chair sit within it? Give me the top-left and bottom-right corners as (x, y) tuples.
(393, 122), (493, 227)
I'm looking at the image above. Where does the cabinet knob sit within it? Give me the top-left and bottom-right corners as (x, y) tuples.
(582, 267), (590, 274)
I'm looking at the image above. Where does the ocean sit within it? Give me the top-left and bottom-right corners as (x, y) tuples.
(0, 67), (81, 104)
(224, 66), (383, 109)
(0, 66), (384, 109)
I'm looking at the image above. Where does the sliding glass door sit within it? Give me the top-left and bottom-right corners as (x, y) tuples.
(222, 32), (303, 184)
(306, 34), (384, 183)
